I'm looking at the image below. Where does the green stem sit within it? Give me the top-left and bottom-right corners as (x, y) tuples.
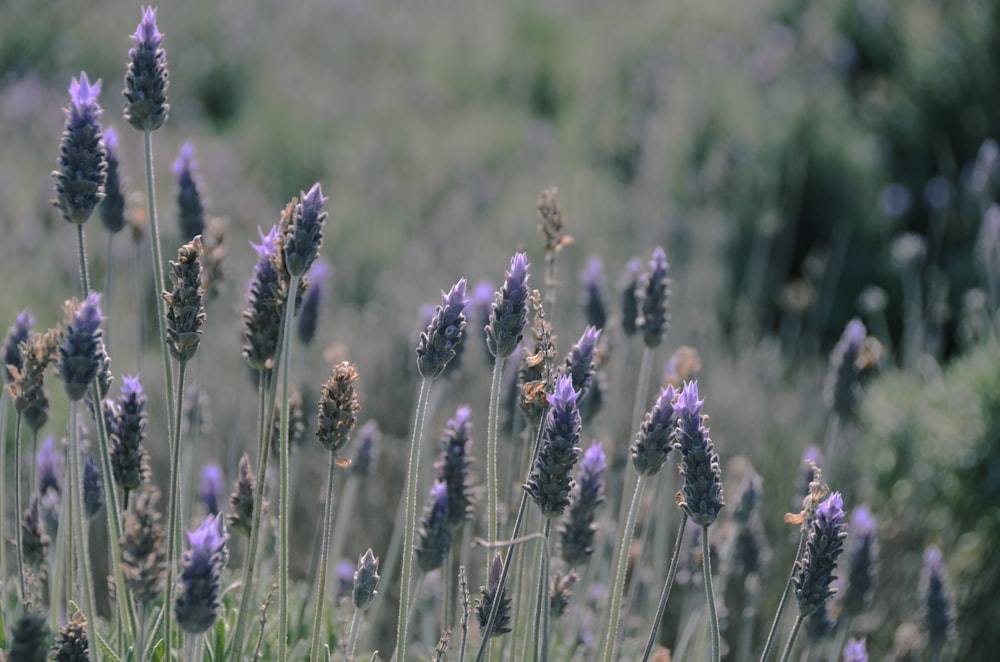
(0, 392), (7, 596)
(328, 475), (360, 588)
(163, 359), (189, 658)
(394, 376), (432, 662)
(533, 519), (552, 662)
(77, 224), (90, 299)
(599, 474), (647, 662)
(70, 401), (100, 659)
(486, 357), (505, 573)
(136, 604), (146, 662)
(759, 528), (809, 662)
(778, 615), (804, 662)
(345, 607), (363, 661)
(13, 412), (26, 605)
(278, 275), (302, 662)
(704, 525), (721, 662)
(104, 232), (114, 350)
(309, 451), (338, 662)
(642, 513), (688, 661)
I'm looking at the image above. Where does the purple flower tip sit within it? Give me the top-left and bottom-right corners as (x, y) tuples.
(802, 444), (824, 466)
(453, 405), (471, 428)
(308, 258), (331, 284)
(172, 141), (196, 177)
(251, 225), (279, 259)
(924, 545), (943, 568)
(302, 182), (328, 209)
(473, 280), (493, 305)
(818, 492), (845, 522)
(70, 71), (101, 110)
(579, 326), (601, 354)
(850, 505), (877, 536)
(17, 309), (34, 329)
(845, 318), (866, 346)
(103, 126), (119, 152)
(673, 381), (703, 418)
(581, 442), (606, 476)
(133, 6), (163, 47)
(843, 638), (868, 662)
(431, 479), (449, 505)
(187, 515), (226, 552)
(80, 292), (103, 324)
(122, 374), (143, 398)
(586, 256), (604, 282)
(443, 278), (469, 309)
(549, 375), (579, 411)
(651, 246), (667, 270)
(510, 252), (529, 282)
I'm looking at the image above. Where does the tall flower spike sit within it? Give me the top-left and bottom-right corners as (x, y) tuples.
(59, 293), (104, 402)
(823, 318), (868, 417)
(351, 419), (381, 478)
(731, 471), (771, 578)
(580, 256), (608, 330)
(415, 481), (452, 573)
(174, 515), (229, 634)
(631, 385), (678, 476)
(83, 456), (104, 518)
(297, 259), (330, 345)
(525, 375), (583, 519)
(198, 463), (224, 516)
(242, 226), (284, 370)
(316, 362), (361, 458)
(226, 454), (260, 536)
(22, 492), (50, 570)
(120, 484), (168, 607)
(792, 492), (848, 617)
(920, 545), (956, 657)
(549, 570), (578, 619)
(100, 126), (127, 234)
(353, 548), (380, 610)
(673, 381), (724, 527)
(476, 552), (512, 638)
(842, 505), (878, 617)
(9, 610), (50, 662)
(124, 6), (169, 131)
(436, 406), (474, 525)
(36, 435), (62, 495)
(3, 309), (33, 383)
(108, 375), (150, 499)
(173, 141), (206, 240)
(636, 246), (670, 348)
(620, 257), (641, 336)
(163, 236), (206, 363)
(52, 612), (89, 662)
(281, 183), (328, 278)
(7, 329), (60, 432)
(486, 252), (530, 359)
(560, 442), (606, 567)
(416, 278), (469, 379)
(561, 326), (601, 404)
(53, 72), (107, 225)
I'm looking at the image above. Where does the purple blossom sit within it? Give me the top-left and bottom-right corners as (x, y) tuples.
(3, 309), (33, 383)
(59, 293), (104, 401)
(54, 72), (107, 225)
(173, 141), (205, 240)
(198, 463), (225, 516)
(124, 6), (169, 131)
(486, 252), (530, 360)
(636, 246), (670, 348)
(580, 256), (607, 330)
(526, 375), (583, 519)
(416, 278), (469, 379)
(631, 385), (678, 476)
(843, 638), (867, 662)
(297, 258), (330, 345)
(36, 435), (62, 495)
(283, 182), (329, 278)
(174, 515), (228, 634)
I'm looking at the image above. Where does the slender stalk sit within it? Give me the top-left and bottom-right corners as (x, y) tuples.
(136, 605), (147, 662)
(278, 274), (302, 662)
(599, 474), (647, 662)
(486, 357), (505, 572)
(629, 346), (654, 451)
(0, 392), (7, 589)
(759, 528), (809, 662)
(13, 412), (26, 604)
(328, 475), (360, 579)
(394, 376), (432, 662)
(70, 401), (100, 659)
(704, 526), (721, 662)
(105, 232), (114, 350)
(532, 519), (553, 662)
(345, 607), (364, 661)
(363, 486), (405, 647)
(458, 565), (470, 662)
(77, 224), (91, 300)
(642, 513), (688, 661)
(163, 359), (190, 658)
(309, 451), (338, 662)
(778, 615), (804, 662)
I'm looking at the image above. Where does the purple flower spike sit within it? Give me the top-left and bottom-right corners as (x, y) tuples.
(632, 385), (678, 476)
(526, 375), (582, 519)
(415, 481), (453, 573)
(59, 293), (105, 401)
(297, 258), (331, 345)
(100, 126), (127, 234)
(3, 309), (34, 384)
(70, 73), (102, 114)
(486, 252), (530, 360)
(198, 463), (225, 516)
(37, 435), (63, 495)
(124, 6), (169, 131)
(843, 638), (867, 662)
(242, 226), (284, 370)
(561, 442), (606, 567)
(282, 182), (329, 278)
(793, 491), (848, 617)
(843, 504), (879, 616)
(620, 257), (642, 336)
(436, 405), (474, 525)
(824, 317), (869, 416)
(54, 72), (107, 225)
(173, 141), (205, 240)
(174, 515), (228, 634)
(636, 246), (671, 348)
(581, 256), (608, 330)
(920, 545), (956, 656)
(673, 381), (724, 527)
(416, 278), (469, 379)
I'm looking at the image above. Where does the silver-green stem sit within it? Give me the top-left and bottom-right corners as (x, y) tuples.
(599, 474), (647, 662)
(364, 479), (406, 649)
(13, 412), (26, 605)
(642, 512), (688, 661)
(70, 401), (100, 660)
(309, 451), (338, 662)
(136, 604), (147, 662)
(704, 525), (721, 662)
(394, 376), (432, 662)
(76, 224), (90, 301)
(345, 607), (364, 661)
(278, 275), (301, 662)
(486, 357), (504, 572)
(163, 358), (189, 658)
(104, 232), (114, 350)
(0, 392), (7, 594)
(759, 528), (809, 662)
(778, 615), (804, 662)
(532, 519), (553, 662)
(328, 475), (360, 581)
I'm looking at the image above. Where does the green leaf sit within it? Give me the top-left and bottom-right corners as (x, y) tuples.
(96, 631), (125, 662)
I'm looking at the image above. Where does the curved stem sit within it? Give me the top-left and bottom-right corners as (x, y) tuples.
(163, 359), (189, 658)
(642, 513), (688, 661)
(345, 607), (364, 661)
(599, 474), (647, 662)
(394, 376), (432, 662)
(704, 525), (721, 662)
(759, 528), (809, 662)
(13, 412), (26, 604)
(70, 401), (100, 659)
(278, 275), (301, 662)
(309, 451), (338, 662)
(486, 357), (505, 574)
(778, 615), (804, 662)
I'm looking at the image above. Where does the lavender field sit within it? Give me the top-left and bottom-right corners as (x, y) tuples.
(1, 0), (997, 660)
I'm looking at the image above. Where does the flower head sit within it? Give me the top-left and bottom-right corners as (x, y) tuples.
(226, 454), (260, 536)
(83, 455), (104, 518)
(173, 141), (206, 240)
(793, 492), (848, 617)
(36, 435), (62, 495)
(121, 485), (168, 606)
(163, 236), (206, 363)
(353, 548), (380, 610)
(316, 362), (361, 457)
(620, 257), (641, 336)
(108, 374), (149, 501)
(174, 515), (228, 634)
(673, 381), (724, 527)
(59, 293), (104, 401)
(436, 406), (474, 525)
(198, 463), (225, 516)
(99, 126), (127, 234)
(242, 226), (284, 370)
(560, 442), (606, 567)
(9, 610), (49, 662)
(561, 326), (601, 404)
(3, 309), (33, 384)
(281, 183), (328, 278)
(823, 318), (869, 417)
(52, 612), (89, 662)
(580, 256), (607, 330)
(486, 252), (530, 359)
(476, 552), (512, 638)
(21, 492), (50, 569)
(416, 278), (469, 379)
(636, 247), (670, 348)
(297, 259), (330, 345)
(843, 505), (879, 616)
(351, 419), (381, 478)
(525, 376), (583, 519)
(54, 72), (107, 225)
(920, 545), (956, 657)
(415, 481), (452, 573)
(124, 6), (169, 131)
(631, 385), (678, 476)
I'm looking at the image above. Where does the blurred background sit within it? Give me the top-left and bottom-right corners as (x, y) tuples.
(2, 0), (999, 658)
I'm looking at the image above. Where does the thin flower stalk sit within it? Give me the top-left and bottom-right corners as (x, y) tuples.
(69, 402), (99, 654)
(309, 450), (339, 662)
(642, 513), (688, 661)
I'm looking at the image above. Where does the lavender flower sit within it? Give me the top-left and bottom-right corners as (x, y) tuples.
(580, 256), (608, 330)
(416, 278), (469, 379)
(476, 552), (512, 638)
(471, 280), (494, 361)
(525, 375), (583, 519)
(198, 463), (225, 516)
(9, 610), (49, 662)
(560, 442), (606, 567)
(823, 318), (867, 417)
(795, 445), (824, 510)
(242, 226), (284, 370)
(297, 259), (330, 345)
(351, 419), (381, 478)
(415, 481), (452, 573)
(52, 613), (89, 662)
(631, 385), (678, 477)
(36, 435), (62, 495)
(673, 381), (724, 527)
(108, 375), (150, 500)
(174, 515), (229, 634)
(636, 247), (670, 348)
(792, 492), (848, 617)
(163, 236), (206, 363)
(486, 252), (530, 359)
(173, 141), (205, 240)
(561, 325), (601, 404)
(120, 485), (168, 606)
(436, 406), (474, 525)
(730, 471), (771, 578)
(123, 6), (169, 131)
(920, 545), (956, 657)
(619, 257), (641, 336)
(53, 72), (106, 225)
(843, 638), (868, 662)
(8, 329), (60, 432)
(100, 126), (127, 234)
(226, 454), (259, 536)
(842, 505), (878, 617)
(21, 493), (50, 570)
(281, 183), (328, 278)
(83, 456), (104, 518)
(3, 309), (33, 383)
(316, 362), (361, 457)
(59, 293), (104, 401)
(353, 548), (380, 610)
